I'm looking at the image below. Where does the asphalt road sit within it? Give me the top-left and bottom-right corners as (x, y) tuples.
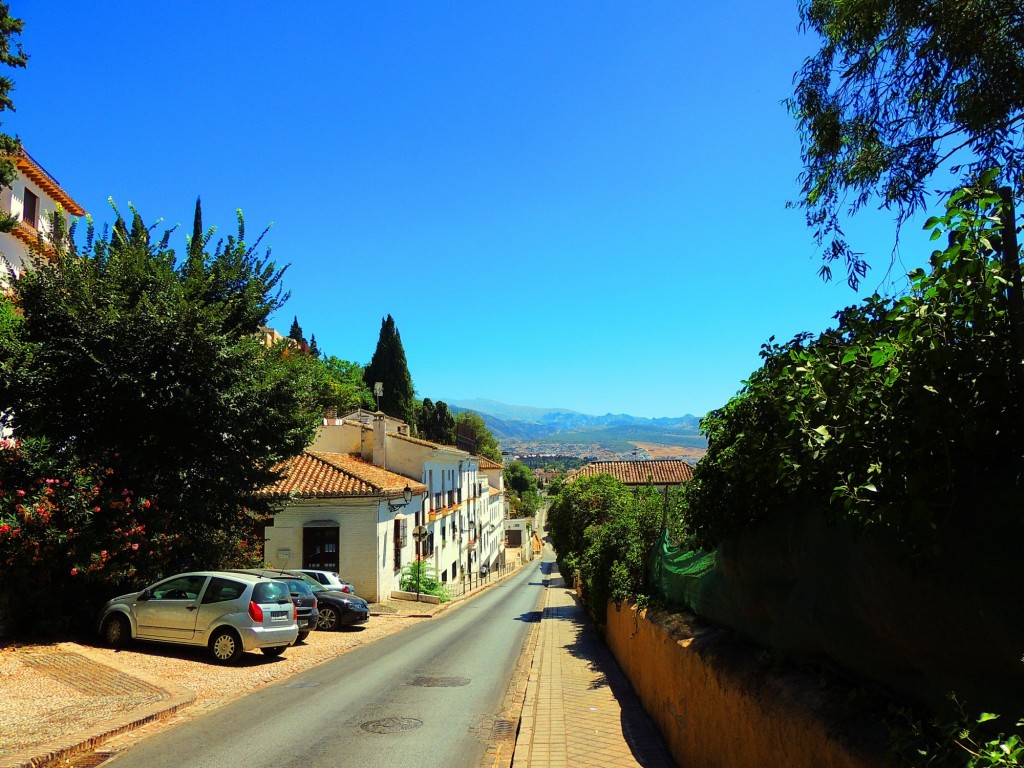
(105, 556), (547, 768)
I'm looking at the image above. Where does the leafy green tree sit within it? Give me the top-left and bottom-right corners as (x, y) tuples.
(455, 411), (502, 463)
(680, 182), (1024, 551)
(789, 0), (1024, 288)
(504, 459), (535, 496)
(363, 314), (416, 425)
(547, 473), (663, 621)
(504, 459), (541, 516)
(318, 355), (374, 414)
(417, 398), (457, 444)
(0, 202), (326, 625)
(0, 4), (26, 235)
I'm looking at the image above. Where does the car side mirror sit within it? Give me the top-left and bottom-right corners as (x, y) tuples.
(138, 589), (152, 601)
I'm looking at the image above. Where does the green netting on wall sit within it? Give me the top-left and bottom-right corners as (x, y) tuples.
(647, 529), (717, 612)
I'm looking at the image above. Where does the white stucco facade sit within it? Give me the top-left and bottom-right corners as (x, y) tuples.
(262, 411), (508, 600)
(0, 150), (86, 288)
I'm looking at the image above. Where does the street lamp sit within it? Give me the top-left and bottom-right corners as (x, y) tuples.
(387, 485), (413, 513)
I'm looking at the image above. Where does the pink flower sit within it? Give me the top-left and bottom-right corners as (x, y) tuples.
(15, 490), (25, 497)
(131, 543), (139, 551)
(70, 568), (78, 576)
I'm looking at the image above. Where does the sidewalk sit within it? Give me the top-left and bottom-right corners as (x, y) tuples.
(511, 560), (677, 768)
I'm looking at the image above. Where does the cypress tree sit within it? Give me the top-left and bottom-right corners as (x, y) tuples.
(363, 314), (416, 425)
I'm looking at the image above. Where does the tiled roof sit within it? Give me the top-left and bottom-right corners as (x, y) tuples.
(15, 150), (87, 216)
(571, 460), (694, 486)
(255, 451), (427, 500)
(393, 432), (465, 455)
(476, 456), (503, 469)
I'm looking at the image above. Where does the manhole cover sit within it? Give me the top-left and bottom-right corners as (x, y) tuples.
(286, 681), (321, 689)
(361, 717), (424, 734)
(409, 676), (471, 687)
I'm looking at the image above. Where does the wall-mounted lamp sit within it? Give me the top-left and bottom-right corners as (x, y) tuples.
(387, 485), (413, 513)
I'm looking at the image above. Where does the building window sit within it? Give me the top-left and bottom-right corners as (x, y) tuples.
(394, 517), (407, 571)
(23, 188), (38, 229)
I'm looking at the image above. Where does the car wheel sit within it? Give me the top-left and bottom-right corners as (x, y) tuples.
(209, 628), (243, 663)
(317, 607), (339, 631)
(101, 613), (130, 647)
(261, 646), (286, 657)
(296, 631), (310, 643)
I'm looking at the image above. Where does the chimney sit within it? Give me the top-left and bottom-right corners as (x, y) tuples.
(373, 411), (387, 467)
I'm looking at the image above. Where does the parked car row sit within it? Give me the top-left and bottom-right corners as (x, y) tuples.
(97, 568), (370, 664)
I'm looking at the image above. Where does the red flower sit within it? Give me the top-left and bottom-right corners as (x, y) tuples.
(70, 568), (78, 576)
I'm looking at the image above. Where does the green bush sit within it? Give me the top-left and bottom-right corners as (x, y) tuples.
(399, 560), (451, 602)
(547, 474), (668, 622)
(680, 182), (1024, 553)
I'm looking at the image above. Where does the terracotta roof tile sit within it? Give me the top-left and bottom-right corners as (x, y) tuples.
(255, 451), (427, 500)
(393, 432), (465, 454)
(571, 460), (693, 486)
(15, 150), (87, 217)
(476, 456), (503, 469)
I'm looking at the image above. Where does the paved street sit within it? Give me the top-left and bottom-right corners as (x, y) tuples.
(98, 561), (545, 768)
(4, 531), (678, 768)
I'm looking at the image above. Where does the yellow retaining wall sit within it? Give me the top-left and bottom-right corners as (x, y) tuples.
(604, 601), (886, 768)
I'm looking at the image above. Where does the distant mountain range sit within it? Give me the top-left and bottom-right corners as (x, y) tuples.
(446, 398), (707, 458)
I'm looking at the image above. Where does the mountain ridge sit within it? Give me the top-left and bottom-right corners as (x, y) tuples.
(445, 398), (706, 457)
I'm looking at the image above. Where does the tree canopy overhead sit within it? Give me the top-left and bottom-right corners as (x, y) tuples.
(0, 200), (326, 594)
(789, 0), (1024, 288)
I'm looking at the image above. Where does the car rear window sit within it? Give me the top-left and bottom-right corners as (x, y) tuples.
(252, 580), (292, 604)
(284, 579), (313, 596)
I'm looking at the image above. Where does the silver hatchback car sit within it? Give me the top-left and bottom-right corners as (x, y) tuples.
(97, 571), (299, 663)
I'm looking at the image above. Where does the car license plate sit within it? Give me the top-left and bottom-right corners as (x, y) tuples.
(271, 610), (288, 621)
(298, 619), (310, 628)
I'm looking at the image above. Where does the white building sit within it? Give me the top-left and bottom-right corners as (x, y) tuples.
(0, 148), (86, 287)
(260, 411), (507, 600)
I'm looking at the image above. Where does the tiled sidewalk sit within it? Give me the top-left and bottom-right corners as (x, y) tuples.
(512, 563), (677, 768)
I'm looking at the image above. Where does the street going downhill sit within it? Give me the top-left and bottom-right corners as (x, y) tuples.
(103, 559), (545, 768)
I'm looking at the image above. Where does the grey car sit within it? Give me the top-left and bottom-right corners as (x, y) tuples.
(97, 571), (299, 663)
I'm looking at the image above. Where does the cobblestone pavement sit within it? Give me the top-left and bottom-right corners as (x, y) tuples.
(511, 558), (678, 768)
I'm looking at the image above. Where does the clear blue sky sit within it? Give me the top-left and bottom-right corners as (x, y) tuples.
(8, 2), (934, 418)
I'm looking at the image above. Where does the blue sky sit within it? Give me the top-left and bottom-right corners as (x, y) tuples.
(8, 2), (934, 418)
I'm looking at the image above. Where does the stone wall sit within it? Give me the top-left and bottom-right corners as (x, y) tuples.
(604, 601), (888, 768)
